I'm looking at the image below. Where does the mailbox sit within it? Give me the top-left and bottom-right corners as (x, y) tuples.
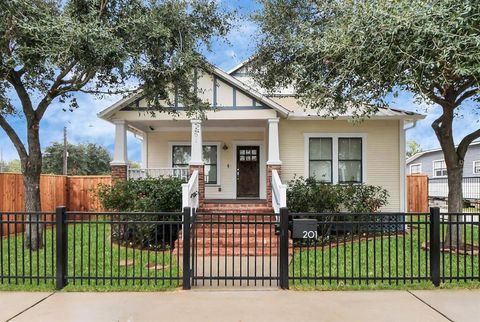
(292, 219), (318, 239)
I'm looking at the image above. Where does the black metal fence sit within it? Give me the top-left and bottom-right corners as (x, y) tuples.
(280, 208), (480, 289)
(1, 207), (479, 290)
(190, 212), (280, 287)
(429, 177), (480, 212)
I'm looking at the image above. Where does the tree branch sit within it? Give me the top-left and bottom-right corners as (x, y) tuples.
(35, 61), (77, 120)
(0, 113), (27, 160)
(457, 128), (480, 160)
(454, 87), (479, 107)
(6, 70), (35, 121)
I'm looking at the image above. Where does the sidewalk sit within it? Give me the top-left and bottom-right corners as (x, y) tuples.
(1, 289), (479, 322)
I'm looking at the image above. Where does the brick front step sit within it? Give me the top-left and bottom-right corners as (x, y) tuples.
(198, 208), (273, 214)
(178, 247), (283, 256)
(195, 214), (277, 221)
(193, 228), (276, 238)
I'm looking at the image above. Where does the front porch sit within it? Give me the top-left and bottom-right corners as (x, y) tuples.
(110, 118), (287, 212)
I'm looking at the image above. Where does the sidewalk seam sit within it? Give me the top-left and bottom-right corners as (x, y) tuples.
(6, 291), (56, 322)
(407, 290), (454, 322)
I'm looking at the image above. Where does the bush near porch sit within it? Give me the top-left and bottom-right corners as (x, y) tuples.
(96, 177), (184, 249)
(286, 177), (390, 213)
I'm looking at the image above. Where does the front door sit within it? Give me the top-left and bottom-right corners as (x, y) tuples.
(236, 146), (260, 198)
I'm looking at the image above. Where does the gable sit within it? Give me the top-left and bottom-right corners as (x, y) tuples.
(119, 69), (269, 113)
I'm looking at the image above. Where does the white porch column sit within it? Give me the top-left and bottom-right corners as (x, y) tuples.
(190, 119), (204, 165)
(111, 120), (128, 165)
(267, 118), (282, 165)
(141, 132), (148, 169)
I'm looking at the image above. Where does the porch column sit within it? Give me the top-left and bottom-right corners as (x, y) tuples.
(266, 118), (282, 207)
(111, 120), (128, 181)
(189, 119), (205, 207)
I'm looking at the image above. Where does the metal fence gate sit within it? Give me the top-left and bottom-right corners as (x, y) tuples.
(188, 212), (281, 287)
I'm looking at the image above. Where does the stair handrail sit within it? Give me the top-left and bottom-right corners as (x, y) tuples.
(271, 169), (287, 215)
(182, 170), (198, 210)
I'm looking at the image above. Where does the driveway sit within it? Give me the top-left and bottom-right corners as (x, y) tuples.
(1, 289), (479, 322)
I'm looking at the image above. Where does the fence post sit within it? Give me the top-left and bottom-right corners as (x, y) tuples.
(55, 206), (68, 290)
(429, 207), (441, 287)
(279, 207), (289, 289)
(182, 207), (191, 290)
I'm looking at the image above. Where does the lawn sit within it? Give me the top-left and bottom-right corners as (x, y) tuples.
(0, 220), (180, 291)
(290, 222), (480, 290)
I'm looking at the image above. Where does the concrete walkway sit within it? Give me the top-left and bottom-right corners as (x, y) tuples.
(1, 289), (479, 322)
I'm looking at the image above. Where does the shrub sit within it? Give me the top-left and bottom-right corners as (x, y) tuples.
(96, 177), (184, 249)
(286, 176), (389, 213)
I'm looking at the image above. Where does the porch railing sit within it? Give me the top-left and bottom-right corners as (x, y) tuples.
(128, 167), (189, 180)
(271, 169), (287, 215)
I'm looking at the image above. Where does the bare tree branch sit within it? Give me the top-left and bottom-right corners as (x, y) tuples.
(6, 70), (35, 121)
(0, 113), (27, 160)
(457, 128), (480, 160)
(454, 87), (479, 107)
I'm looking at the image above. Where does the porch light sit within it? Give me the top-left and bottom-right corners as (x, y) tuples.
(222, 143), (229, 151)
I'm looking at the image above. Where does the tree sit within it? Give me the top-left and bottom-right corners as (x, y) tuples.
(0, 0), (230, 249)
(43, 142), (112, 175)
(407, 140), (423, 159)
(253, 0), (480, 248)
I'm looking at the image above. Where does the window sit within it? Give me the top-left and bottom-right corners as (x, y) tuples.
(306, 134), (365, 184)
(410, 163), (422, 174)
(308, 138), (333, 183)
(433, 160), (447, 177)
(338, 138), (362, 183)
(474, 161), (480, 175)
(172, 145), (218, 184)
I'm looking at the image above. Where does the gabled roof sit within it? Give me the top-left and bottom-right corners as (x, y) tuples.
(98, 65), (291, 120)
(406, 141), (480, 164)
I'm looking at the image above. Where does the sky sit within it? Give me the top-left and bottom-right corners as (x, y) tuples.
(0, 0), (478, 163)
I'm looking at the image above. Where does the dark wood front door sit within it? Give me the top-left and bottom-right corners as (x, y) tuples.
(236, 146), (260, 198)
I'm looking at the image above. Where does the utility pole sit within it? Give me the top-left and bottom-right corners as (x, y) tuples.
(63, 126), (68, 176)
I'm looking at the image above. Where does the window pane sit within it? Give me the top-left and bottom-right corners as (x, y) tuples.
(309, 161), (332, 182)
(338, 160), (362, 183)
(203, 145), (217, 164)
(204, 165), (217, 184)
(309, 138), (332, 160)
(338, 138), (362, 160)
(172, 146), (191, 165)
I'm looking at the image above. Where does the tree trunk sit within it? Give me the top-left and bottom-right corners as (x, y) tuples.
(23, 122), (44, 250)
(444, 163), (464, 249)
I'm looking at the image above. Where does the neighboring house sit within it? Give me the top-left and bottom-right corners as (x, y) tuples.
(406, 141), (480, 178)
(98, 61), (424, 212)
(406, 141), (480, 200)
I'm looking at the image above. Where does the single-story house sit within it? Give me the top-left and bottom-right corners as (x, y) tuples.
(98, 61), (424, 213)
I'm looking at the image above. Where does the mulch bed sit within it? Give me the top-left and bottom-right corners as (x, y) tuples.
(422, 241), (480, 256)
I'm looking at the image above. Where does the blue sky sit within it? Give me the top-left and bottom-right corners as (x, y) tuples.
(0, 0), (478, 162)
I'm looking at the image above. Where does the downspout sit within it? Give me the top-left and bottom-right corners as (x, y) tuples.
(400, 120), (418, 212)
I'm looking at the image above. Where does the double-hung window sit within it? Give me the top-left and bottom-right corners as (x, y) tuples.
(172, 144), (218, 184)
(409, 163), (422, 174)
(433, 160), (447, 177)
(306, 134), (364, 184)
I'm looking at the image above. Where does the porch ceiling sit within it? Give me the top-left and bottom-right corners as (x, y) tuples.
(128, 119), (268, 133)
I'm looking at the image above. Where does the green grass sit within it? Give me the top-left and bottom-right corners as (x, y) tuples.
(290, 223), (480, 290)
(0, 221), (180, 291)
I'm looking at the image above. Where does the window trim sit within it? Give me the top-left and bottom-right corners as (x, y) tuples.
(409, 163), (422, 175)
(304, 133), (367, 184)
(432, 159), (447, 178)
(168, 141), (221, 185)
(473, 160), (480, 175)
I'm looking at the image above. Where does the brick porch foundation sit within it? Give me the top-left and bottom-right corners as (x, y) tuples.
(266, 164), (282, 207)
(111, 164), (127, 181)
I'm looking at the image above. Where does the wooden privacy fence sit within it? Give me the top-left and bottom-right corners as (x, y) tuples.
(0, 173), (111, 212)
(407, 174), (428, 213)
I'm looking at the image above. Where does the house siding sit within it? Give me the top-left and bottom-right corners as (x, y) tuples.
(407, 144), (480, 178)
(147, 130), (266, 199)
(278, 119), (401, 211)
